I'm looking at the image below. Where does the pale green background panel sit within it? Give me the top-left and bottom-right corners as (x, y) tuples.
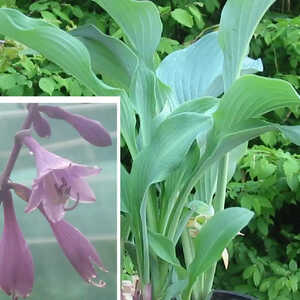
(0, 103), (117, 300)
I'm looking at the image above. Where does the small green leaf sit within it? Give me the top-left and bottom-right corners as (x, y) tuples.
(158, 37), (180, 55)
(243, 265), (255, 279)
(253, 268), (261, 286)
(268, 284), (279, 299)
(29, 2), (49, 12)
(68, 80), (82, 96)
(0, 73), (17, 90)
(259, 278), (272, 292)
(253, 157), (277, 179)
(270, 262), (290, 276)
(289, 260), (298, 272)
(188, 5), (204, 29)
(257, 218), (268, 236)
(149, 231), (181, 267)
(289, 276), (298, 292)
(240, 195), (252, 210)
(274, 277), (287, 292)
(71, 6), (84, 18)
(40, 11), (60, 26)
(39, 77), (56, 95)
(260, 131), (277, 147)
(283, 158), (300, 191)
(171, 8), (193, 28)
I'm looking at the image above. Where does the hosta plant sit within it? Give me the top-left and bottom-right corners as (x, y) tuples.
(0, 0), (300, 299)
(0, 104), (112, 299)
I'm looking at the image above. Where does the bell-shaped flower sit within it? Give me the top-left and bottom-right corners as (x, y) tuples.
(22, 135), (101, 222)
(0, 190), (34, 299)
(39, 105), (112, 147)
(10, 183), (107, 288)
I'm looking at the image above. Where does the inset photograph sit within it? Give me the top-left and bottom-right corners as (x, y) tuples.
(0, 101), (118, 300)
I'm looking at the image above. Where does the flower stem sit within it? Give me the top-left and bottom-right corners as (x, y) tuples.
(0, 104), (36, 192)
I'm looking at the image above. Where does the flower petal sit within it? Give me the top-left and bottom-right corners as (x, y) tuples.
(67, 176), (97, 203)
(24, 182), (43, 213)
(68, 164), (101, 177)
(22, 136), (71, 177)
(42, 174), (66, 222)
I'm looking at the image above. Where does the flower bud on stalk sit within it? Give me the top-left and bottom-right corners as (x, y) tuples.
(0, 190), (34, 299)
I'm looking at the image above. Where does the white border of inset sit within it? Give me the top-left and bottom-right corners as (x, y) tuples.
(0, 97), (121, 300)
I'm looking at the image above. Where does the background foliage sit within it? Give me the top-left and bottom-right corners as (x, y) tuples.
(0, 0), (299, 299)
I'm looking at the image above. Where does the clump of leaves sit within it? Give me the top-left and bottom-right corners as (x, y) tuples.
(251, 14), (300, 90)
(215, 240), (300, 299)
(214, 145), (300, 299)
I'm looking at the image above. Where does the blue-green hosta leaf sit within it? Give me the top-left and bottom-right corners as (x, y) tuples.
(194, 142), (246, 207)
(219, 0), (275, 89)
(130, 61), (157, 148)
(0, 8), (120, 96)
(127, 112), (213, 281)
(214, 75), (300, 130)
(151, 97), (218, 141)
(92, 0), (162, 68)
(130, 113), (213, 202)
(164, 280), (188, 300)
(195, 161), (218, 204)
(71, 24), (138, 91)
(200, 75), (300, 172)
(161, 142), (201, 237)
(185, 207), (254, 297)
(227, 143), (248, 182)
(121, 165), (130, 213)
(171, 97), (219, 117)
(121, 92), (138, 157)
(156, 31), (262, 107)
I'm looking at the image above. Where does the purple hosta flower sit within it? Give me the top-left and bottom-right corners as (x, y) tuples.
(0, 190), (34, 299)
(39, 105), (112, 147)
(22, 135), (101, 222)
(10, 183), (107, 288)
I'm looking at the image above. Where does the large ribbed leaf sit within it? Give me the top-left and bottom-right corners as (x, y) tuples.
(71, 25), (138, 91)
(0, 8), (120, 96)
(214, 75), (300, 129)
(199, 75), (300, 173)
(156, 31), (262, 107)
(92, 0), (162, 68)
(218, 0), (275, 89)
